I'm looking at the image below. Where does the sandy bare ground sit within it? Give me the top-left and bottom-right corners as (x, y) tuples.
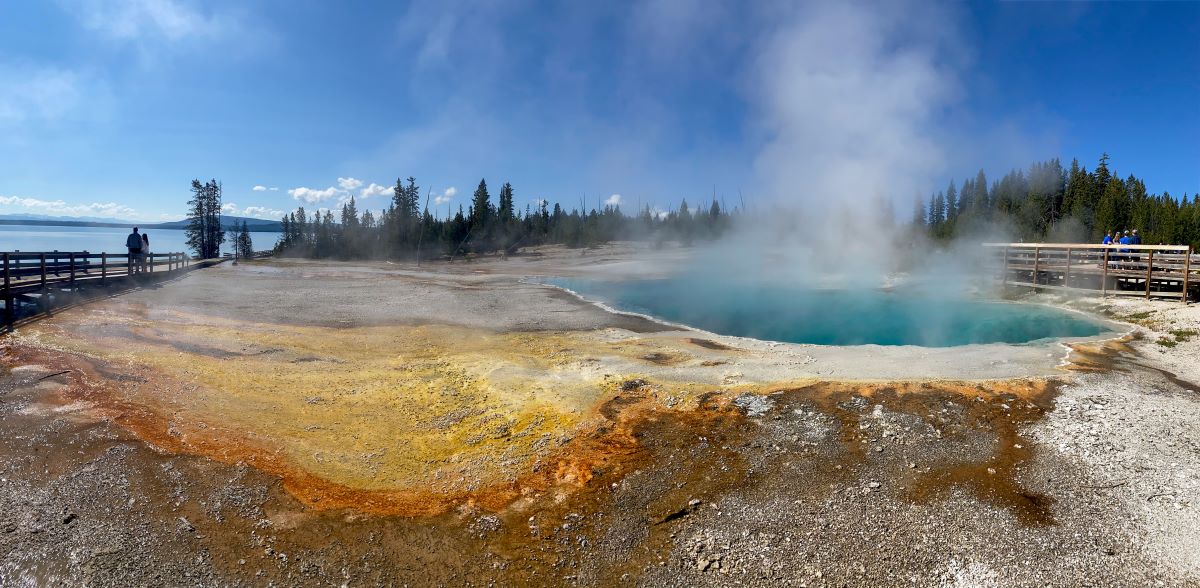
(0, 243), (1197, 587)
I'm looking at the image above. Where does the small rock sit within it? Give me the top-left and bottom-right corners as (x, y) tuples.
(733, 394), (774, 417)
(867, 481), (882, 490)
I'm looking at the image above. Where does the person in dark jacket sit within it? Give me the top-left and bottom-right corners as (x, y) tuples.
(125, 227), (143, 273)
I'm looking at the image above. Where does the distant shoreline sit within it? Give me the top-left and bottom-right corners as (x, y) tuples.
(0, 218), (282, 232)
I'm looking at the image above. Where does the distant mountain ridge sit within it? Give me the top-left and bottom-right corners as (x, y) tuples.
(0, 213), (133, 224)
(151, 216), (283, 231)
(0, 214), (282, 232)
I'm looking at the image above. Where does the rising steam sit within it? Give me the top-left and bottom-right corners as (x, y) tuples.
(699, 1), (987, 287)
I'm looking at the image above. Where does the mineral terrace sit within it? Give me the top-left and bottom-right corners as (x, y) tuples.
(1, 244), (1197, 587)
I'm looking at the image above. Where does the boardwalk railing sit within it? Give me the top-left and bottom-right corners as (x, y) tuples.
(3, 251), (191, 326)
(221, 250), (274, 260)
(984, 243), (1196, 302)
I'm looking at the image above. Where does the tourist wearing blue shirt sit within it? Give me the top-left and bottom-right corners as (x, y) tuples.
(1131, 229), (1142, 245)
(1102, 232), (1113, 245)
(1118, 231), (1131, 267)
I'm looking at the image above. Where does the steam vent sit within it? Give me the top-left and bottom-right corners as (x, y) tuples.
(4, 2), (1200, 586)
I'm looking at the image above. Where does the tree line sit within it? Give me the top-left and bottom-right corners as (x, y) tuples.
(273, 178), (733, 259)
(914, 153), (1200, 248)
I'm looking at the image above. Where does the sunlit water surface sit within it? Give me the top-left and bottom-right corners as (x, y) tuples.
(0, 224), (277, 255)
(544, 276), (1110, 347)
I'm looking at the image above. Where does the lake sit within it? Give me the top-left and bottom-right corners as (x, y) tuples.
(0, 224), (278, 256)
(543, 276), (1111, 347)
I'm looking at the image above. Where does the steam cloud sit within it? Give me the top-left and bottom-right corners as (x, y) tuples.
(704, 1), (981, 287)
(752, 1), (960, 216)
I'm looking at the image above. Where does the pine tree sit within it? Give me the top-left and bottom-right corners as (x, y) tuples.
(404, 177), (419, 221)
(912, 195), (926, 228)
(237, 220), (253, 259)
(1094, 152), (1112, 188)
(470, 179), (491, 231)
(185, 178), (224, 259)
(498, 182), (515, 222)
(945, 181), (958, 221)
(959, 178), (975, 215)
(974, 169), (989, 212)
(1095, 176), (1130, 236)
(342, 196), (359, 228)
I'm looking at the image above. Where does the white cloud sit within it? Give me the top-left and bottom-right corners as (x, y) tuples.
(337, 177), (363, 190)
(241, 205), (284, 219)
(604, 193), (622, 206)
(433, 186), (457, 205)
(288, 186), (340, 204)
(0, 194), (140, 219)
(359, 182), (390, 198)
(0, 64), (84, 124)
(251, 185), (267, 191)
(67, 0), (227, 42)
(289, 178), (392, 205)
(269, 186), (278, 191)
(219, 201), (284, 219)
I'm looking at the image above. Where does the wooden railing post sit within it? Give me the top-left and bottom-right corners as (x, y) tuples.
(1064, 247), (1072, 288)
(1142, 249), (1153, 298)
(39, 253), (48, 313)
(1101, 248), (1109, 298)
(1002, 246), (1009, 286)
(69, 253), (76, 287)
(3, 253), (11, 327)
(1183, 247), (1192, 305)
(1032, 247), (1040, 286)
(1145, 249), (1154, 298)
(101, 253), (107, 284)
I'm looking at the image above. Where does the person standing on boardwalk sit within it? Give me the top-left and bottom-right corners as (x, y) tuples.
(140, 233), (151, 273)
(125, 227), (143, 273)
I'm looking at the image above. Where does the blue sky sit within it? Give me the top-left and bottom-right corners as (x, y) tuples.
(0, 0), (1196, 222)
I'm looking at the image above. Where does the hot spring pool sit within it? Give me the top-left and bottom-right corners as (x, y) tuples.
(544, 277), (1111, 347)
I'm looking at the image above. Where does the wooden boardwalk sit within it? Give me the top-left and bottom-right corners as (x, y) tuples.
(985, 243), (1197, 302)
(2, 250), (199, 329)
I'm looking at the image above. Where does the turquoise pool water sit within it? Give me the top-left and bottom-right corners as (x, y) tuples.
(544, 276), (1109, 347)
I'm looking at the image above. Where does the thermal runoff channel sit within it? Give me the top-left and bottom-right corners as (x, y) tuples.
(545, 276), (1110, 347)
